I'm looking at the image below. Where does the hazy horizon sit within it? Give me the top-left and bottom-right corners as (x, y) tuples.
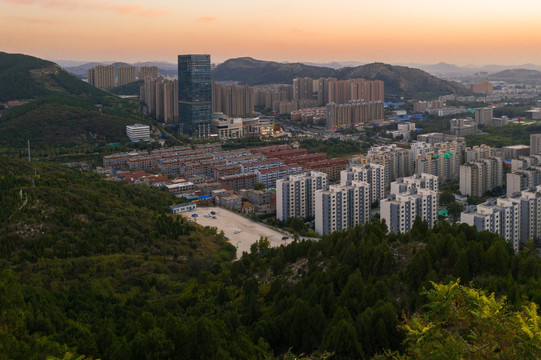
(2, 0), (541, 66)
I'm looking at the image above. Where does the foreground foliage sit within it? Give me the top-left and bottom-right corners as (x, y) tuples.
(404, 281), (541, 359)
(4, 157), (541, 359)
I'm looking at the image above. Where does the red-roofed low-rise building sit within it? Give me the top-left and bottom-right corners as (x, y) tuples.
(304, 158), (348, 181)
(217, 173), (257, 192)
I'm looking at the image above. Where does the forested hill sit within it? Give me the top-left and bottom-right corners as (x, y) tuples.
(0, 52), (150, 152)
(212, 57), (471, 98)
(4, 156), (541, 359)
(0, 52), (108, 103)
(212, 57), (336, 85)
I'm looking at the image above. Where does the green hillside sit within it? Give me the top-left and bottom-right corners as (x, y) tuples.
(3, 156), (541, 359)
(212, 57), (336, 85)
(110, 79), (144, 96)
(0, 52), (110, 103)
(0, 97), (138, 149)
(0, 52), (151, 152)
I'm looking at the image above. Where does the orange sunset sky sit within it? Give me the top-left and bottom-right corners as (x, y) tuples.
(1, 0), (541, 65)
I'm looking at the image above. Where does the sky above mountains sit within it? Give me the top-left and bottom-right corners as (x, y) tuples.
(2, 0), (540, 66)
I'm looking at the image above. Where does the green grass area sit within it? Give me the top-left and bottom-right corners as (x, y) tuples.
(466, 122), (541, 147)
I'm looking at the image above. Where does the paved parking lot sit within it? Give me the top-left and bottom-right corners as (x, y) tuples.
(182, 207), (290, 258)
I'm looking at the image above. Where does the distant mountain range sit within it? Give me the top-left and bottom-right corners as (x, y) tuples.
(58, 57), (541, 80)
(212, 57), (471, 98)
(488, 69), (541, 81)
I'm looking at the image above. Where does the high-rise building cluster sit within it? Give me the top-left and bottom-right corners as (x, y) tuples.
(276, 170), (372, 235)
(253, 77), (384, 123)
(381, 173), (439, 234)
(118, 65), (136, 86)
(87, 64), (144, 89)
(138, 66), (158, 80)
(358, 144), (415, 186)
(461, 198), (520, 252)
(139, 76), (179, 124)
(414, 141), (463, 182)
(340, 164), (386, 205)
(459, 138), (541, 253)
(460, 145), (502, 198)
(87, 65), (115, 89)
(326, 100), (384, 129)
(328, 79), (384, 104)
(293, 77), (314, 101)
(212, 83), (254, 118)
(315, 180), (370, 235)
(460, 158), (503, 198)
(276, 171), (328, 222)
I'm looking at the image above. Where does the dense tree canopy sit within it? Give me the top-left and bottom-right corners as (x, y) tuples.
(4, 156), (541, 359)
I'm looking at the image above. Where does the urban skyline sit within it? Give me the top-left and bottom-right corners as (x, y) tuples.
(2, 0), (541, 66)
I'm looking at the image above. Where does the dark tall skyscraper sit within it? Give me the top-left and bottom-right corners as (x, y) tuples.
(178, 54), (212, 137)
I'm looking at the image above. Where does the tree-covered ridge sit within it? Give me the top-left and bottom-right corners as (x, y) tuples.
(0, 52), (113, 103)
(0, 157), (232, 262)
(0, 51), (57, 101)
(0, 52), (153, 152)
(0, 96), (140, 149)
(5, 158), (541, 359)
(109, 79), (144, 96)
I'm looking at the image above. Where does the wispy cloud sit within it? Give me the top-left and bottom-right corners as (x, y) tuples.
(5, 0), (166, 18)
(197, 16), (217, 23)
(7, 15), (57, 24)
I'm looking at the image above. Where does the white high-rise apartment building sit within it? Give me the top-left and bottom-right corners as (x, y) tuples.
(465, 144), (493, 162)
(276, 171), (328, 222)
(411, 142), (433, 159)
(390, 173), (439, 195)
(460, 198), (521, 253)
(359, 144), (414, 185)
(514, 187), (541, 246)
(381, 173), (438, 234)
(460, 157), (503, 198)
(315, 180), (370, 235)
(340, 163), (385, 205)
(415, 141), (463, 182)
(531, 134), (541, 155)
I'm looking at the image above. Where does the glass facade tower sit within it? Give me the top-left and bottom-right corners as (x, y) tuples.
(178, 54), (211, 137)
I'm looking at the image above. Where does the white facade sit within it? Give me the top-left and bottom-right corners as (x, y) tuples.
(414, 141), (463, 182)
(506, 169), (541, 197)
(340, 163), (386, 205)
(465, 144), (493, 162)
(126, 124), (151, 142)
(276, 171), (328, 222)
(411, 142), (433, 159)
(360, 144), (414, 185)
(390, 173), (439, 195)
(460, 157), (503, 198)
(315, 180), (370, 235)
(381, 175), (438, 234)
(460, 198), (520, 253)
(169, 203), (197, 214)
